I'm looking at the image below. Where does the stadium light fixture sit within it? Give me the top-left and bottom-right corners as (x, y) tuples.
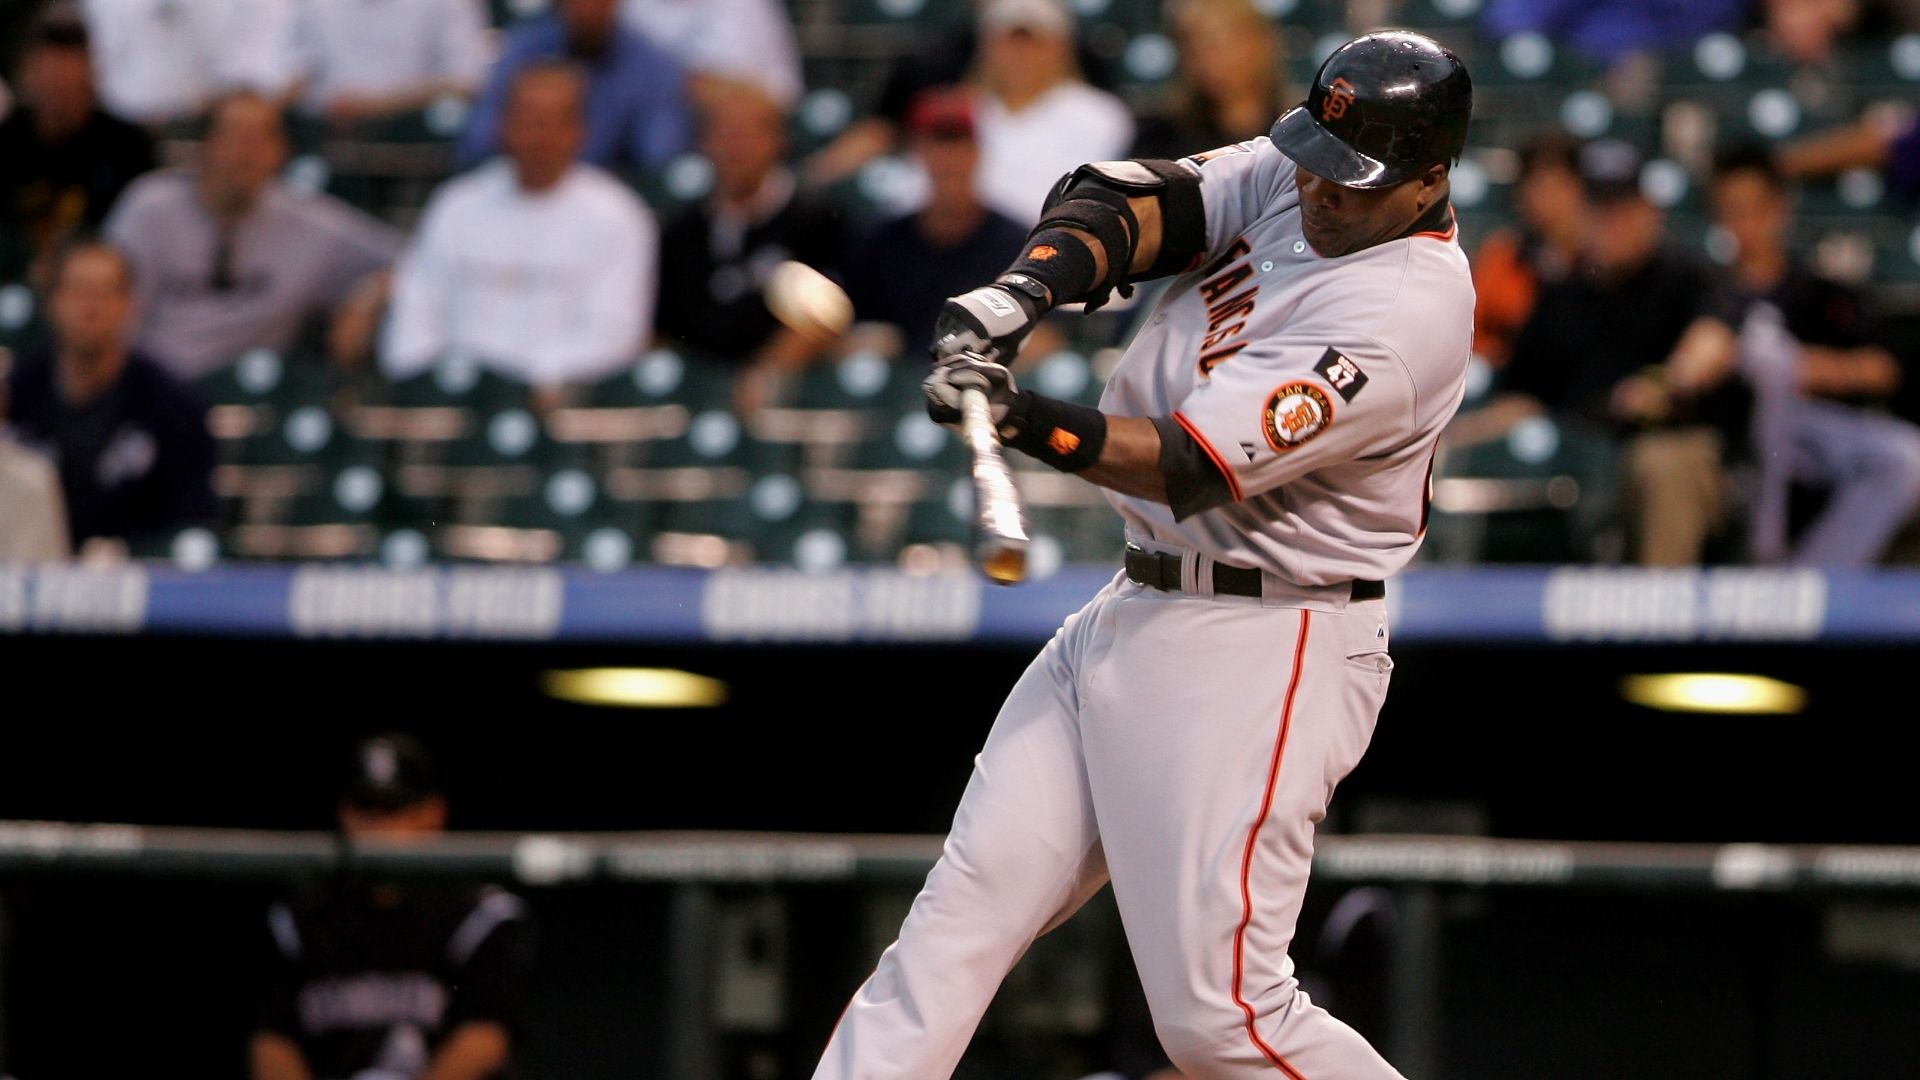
(1620, 673), (1805, 715)
(543, 668), (729, 708)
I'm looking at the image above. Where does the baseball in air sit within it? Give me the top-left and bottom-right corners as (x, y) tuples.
(765, 260), (854, 338)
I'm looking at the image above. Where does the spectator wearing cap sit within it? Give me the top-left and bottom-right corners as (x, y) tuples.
(972, 0), (1132, 224)
(1712, 144), (1920, 566)
(104, 92), (401, 378)
(1129, 0), (1286, 161)
(1456, 139), (1745, 566)
(844, 90), (1029, 358)
(290, 0), (494, 129)
(459, 0), (692, 175)
(252, 733), (534, 1080)
(81, 0), (298, 125)
(384, 62), (658, 389)
(5, 240), (215, 557)
(620, 0), (803, 109)
(0, 349), (70, 560)
(0, 10), (156, 281)
(655, 79), (850, 410)
(1469, 134), (1585, 369)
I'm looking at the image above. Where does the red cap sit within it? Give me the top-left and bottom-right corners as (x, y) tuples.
(906, 88), (976, 140)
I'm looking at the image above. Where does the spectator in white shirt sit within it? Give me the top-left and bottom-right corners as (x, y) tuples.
(972, 0), (1132, 224)
(290, 0), (495, 128)
(104, 93), (402, 378)
(382, 62), (657, 390)
(82, 0), (298, 124)
(621, 0), (803, 108)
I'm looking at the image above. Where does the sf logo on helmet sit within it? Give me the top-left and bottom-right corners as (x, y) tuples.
(1321, 77), (1358, 121)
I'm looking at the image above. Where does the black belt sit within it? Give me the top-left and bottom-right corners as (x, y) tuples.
(1124, 546), (1385, 601)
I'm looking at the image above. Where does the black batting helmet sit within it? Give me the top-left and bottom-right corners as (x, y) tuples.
(1269, 30), (1472, 189)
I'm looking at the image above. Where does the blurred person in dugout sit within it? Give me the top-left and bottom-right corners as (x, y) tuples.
(1128, 0), (1287, 160)
(4, 239), (215, 559)
(289, 0), (493, 131)
(654, 78), (849, 411)
(457, 0), (692, 176)
(381, 61), (658, 395)
(1449, 139), (1746, 566)
(1712, 143), (1920, 566)
(0, 7), (156, 282)
(253, 733), (534, 1080)
(104, 92), (401, 378)
(1470, 134), (1586, 369)
(842, 88), (1029, 359)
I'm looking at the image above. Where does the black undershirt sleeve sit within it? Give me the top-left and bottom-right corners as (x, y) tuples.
(1151, 415), (1236, 521)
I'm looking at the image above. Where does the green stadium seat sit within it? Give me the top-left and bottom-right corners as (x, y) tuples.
(850, 410), (966, 471)
(644, 408), (797, 473)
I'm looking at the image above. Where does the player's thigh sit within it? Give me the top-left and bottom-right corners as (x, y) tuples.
(1079, 598), (1387, 1028)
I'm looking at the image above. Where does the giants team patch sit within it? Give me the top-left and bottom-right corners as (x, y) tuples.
(1262, 382), (1333, 451)
(1313, 348), (1369, 403)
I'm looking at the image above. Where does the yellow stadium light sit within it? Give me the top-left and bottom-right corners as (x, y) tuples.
(543, 668), (729, 708)
(1620, 673), (1806, 715)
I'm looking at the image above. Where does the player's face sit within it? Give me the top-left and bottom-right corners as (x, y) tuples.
(1295, 165), (1445, 258)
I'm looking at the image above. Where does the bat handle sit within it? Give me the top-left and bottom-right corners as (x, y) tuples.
(959, 387), (1031, 586)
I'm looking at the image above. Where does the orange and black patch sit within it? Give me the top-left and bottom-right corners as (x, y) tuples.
(1047, 427), (1081, 455)
(1262, 382), (1333, 452)
(1027, 244), (1059, 261)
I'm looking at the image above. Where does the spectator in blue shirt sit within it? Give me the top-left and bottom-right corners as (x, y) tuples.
(459, 0), (692, 174)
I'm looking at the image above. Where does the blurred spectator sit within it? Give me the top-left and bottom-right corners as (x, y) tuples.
(844, 90), (1028, 357)
(620, 0), (802, 108)
(1471, 134), (1585, 368)
(0, 349), (71, 560)
(1712, 144), (1920, 566)
(1454, 140), (1743, 566)
(4, 240), (216, 555)
(1765, 0), (1868, 65)
(81, 0), (298, 124)
(655, 80), (848, 407)
(1481, 0), (1746, 63)
(459, 0), (691, 175)
(972, 0), (1132, 223)
(1129, 0), (1285, 160)
(252, 733), (533, 1080)
(290, 0), (494, 128)
(0, 10), (155, 281)
(384, 62), (657, 389)
(1779, 102), (1920, 204)
(104, 92), (400, 378)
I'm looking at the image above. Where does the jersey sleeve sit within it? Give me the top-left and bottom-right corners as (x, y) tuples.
(1170, 334), (1414, 508)
(444, 891), (534, 1031)
(1185, 137), (1298, 267)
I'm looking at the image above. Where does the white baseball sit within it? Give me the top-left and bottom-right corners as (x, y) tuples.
(765, 260), (855, 337)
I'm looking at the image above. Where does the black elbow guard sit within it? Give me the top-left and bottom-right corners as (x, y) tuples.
(1029, 160), (1208, 304)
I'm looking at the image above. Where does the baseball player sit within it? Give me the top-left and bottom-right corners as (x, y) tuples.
(813, 31), (1474, 1080)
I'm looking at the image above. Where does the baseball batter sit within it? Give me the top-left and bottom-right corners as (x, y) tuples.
(816, 32), (1474, 1079)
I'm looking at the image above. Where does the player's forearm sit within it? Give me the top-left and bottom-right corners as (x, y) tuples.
(1079, 415), (1169, 501)
(249, 1032), (314, 1080)
(420, 1022), (511, 1080)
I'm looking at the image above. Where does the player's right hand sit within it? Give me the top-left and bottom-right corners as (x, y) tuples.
(931, 283), (1041, 367)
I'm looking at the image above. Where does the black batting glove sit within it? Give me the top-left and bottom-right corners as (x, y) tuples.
(930, 279), (1044, 368)
(923, 353), (1029, 438)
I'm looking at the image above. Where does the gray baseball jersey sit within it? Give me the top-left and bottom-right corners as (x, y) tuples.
(1101, 136), (1475, 585)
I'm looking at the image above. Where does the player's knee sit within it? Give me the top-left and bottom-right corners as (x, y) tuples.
(1149, 980), (1303, 1068)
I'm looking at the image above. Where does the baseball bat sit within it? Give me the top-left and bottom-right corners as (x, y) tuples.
(959, 384), (1030, 585)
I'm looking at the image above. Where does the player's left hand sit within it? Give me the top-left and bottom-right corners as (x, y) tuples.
(924, 354), (1024, 435)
